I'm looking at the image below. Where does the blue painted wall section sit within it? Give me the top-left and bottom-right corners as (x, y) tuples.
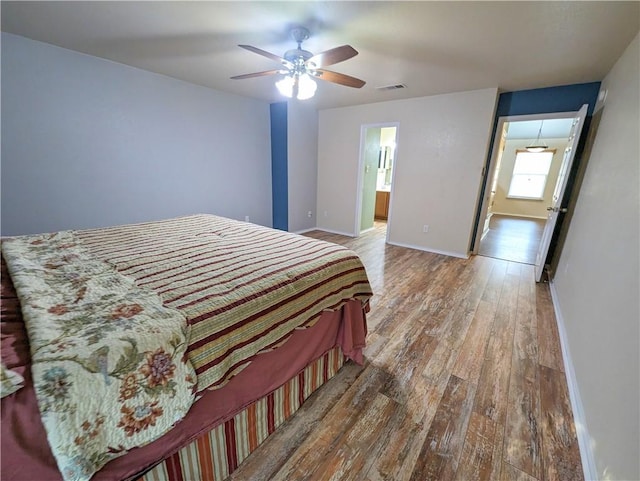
(472, 82), (601, 252)
(270, 102), (288, 231)
(496, 82), (601, 117)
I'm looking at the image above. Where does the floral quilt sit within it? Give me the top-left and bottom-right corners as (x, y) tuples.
(1, 232), (196, 481)
(0, 361), (24, 398)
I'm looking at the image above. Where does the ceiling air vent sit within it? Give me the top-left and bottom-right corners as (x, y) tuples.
(376, 84), (407, 91)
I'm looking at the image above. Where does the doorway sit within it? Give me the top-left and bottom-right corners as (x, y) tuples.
(475, 115), (577, 265)
(356, 123), (398, 239)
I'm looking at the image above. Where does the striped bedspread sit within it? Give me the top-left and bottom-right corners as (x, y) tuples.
(75, 214), (373, 394)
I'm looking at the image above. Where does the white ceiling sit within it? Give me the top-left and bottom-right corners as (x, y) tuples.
(2, 1), (639, 111)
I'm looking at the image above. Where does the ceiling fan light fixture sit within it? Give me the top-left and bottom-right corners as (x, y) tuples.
(275, 73), (317, 100)
(276, 75), (295, 98)
(526, 120), (549, 152)
(297, 73), (317, 100)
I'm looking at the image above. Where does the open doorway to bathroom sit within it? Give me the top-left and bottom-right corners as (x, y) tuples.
(357, 124), (398, 240)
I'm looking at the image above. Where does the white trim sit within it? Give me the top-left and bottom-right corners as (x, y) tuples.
(472, 117), (507, 255)
(359, 226), (375, 235)
(501, 110), (583, 123)
(314, 227), (356, 238)
(490, 212), (548, 220)
(354, 125), (367, 237)
(292, 227), (317, 235)
(549, 281), (599, 481)
(384, 123), (400, 245)
(387, 240), (469, 259)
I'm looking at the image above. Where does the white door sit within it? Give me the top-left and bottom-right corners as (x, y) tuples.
(534, 104), (588, 281)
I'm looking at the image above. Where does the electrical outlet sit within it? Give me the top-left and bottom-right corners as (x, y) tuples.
(245, 216), (250, 222)
(423, 224), (429, 233)
(324, 211), (328, 217)
(307, 211), (313, 218)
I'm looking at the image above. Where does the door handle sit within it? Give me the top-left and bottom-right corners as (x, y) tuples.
(547, 207), (568, 213)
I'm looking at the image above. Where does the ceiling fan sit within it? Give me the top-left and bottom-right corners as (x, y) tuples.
(231, 27), (366, 100)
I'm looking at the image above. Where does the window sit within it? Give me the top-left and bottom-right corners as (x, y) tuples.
(507, 150), (554, 200)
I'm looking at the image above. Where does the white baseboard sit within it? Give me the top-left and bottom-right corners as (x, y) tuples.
(491, 211), (547, 220)
(314, 227), (357, 238)
(292, 227), (317, 235)
(386, 240), (469, 259)
(549, 281), (599, 481)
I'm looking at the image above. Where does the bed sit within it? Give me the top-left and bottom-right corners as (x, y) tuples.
(1, 214), (373, 481)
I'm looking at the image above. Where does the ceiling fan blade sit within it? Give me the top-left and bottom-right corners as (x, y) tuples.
(316, 69), (366, 88)
(308, 45), (358, 68)
(238, 45), (290, 66)
(230, 69), (282, 80)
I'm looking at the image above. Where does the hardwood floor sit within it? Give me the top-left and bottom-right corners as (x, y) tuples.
(230, 222), (582, 481)
(478, 215), (546, 265)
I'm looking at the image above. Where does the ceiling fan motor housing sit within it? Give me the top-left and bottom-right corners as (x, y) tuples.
(284, 48), (314, 66)
(284, 27), (314, 74)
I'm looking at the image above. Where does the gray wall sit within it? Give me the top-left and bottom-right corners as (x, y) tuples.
(1, 33), (273, 236)
(287, 101), (318, 233)
(316, 88), (498, 256)
(552, 33), (639, 480)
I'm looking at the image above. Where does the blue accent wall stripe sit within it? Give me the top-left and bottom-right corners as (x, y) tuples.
(270, 102), (288, 231)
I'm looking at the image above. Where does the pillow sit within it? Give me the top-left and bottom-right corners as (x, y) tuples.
(1, 362), (24, 398)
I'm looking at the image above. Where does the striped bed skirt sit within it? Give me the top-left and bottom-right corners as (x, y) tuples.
(137, 345), (346, 481)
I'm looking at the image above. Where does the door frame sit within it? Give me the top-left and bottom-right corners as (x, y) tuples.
(471, 110), (580, 255)
(354, 122), (400, 239)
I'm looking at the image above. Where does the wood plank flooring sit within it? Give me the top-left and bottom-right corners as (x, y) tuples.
(230, 222), (582, 481)
(478, 215), (546, 265)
